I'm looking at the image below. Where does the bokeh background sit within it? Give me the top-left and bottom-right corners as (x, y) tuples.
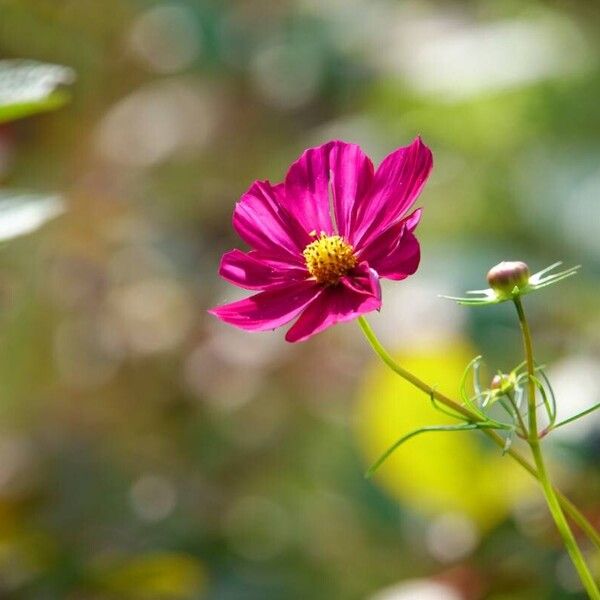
(0, 1), (599, 598)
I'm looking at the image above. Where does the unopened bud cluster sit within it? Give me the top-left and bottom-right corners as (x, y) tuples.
(486, 261), (530, 297)
(491, 373), (513, 395)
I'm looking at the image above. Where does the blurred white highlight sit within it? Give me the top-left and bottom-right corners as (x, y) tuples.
(369, 278), (466, 349)
(562, 172), (600, 258)
(383, 14), (589, 101)
(129, 4), (201, 73)
(130, 474), (177, 522)
(0, 193), (64, 241)
(547, 357), (600, 442)
(251, 39), (323, 110)
(369, 578), (462, 600)
(108, 278), (194, 354)
(425, 512), (479, 563)
(96, 80), (219, 167)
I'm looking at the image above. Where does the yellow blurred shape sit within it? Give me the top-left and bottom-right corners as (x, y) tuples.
(355, 341), (533, 529)
(99, 552), (207, 599)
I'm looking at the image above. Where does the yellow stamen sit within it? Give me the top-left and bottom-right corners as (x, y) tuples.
(303, 234), (357, 285)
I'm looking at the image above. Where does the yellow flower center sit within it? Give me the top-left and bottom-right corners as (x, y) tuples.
(303, 233), (357, 285)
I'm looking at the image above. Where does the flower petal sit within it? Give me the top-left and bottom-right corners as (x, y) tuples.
(374, 228), (421, 281)
(403, 206), (422, 231)
(219, 249), (307, 290)
(285, 269), (381, 342)
(353, 137), (432, 249)
(283, 141), (374, 238)
(233, 180), (310, 262)
(357, 208), (422, 267)
(341, 261), (382, 298)
(209, 280), (321, 332)
(329, 142), (374, 238)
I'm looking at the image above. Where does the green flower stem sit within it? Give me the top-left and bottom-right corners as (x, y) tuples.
(357, 316), (472, 420)
(357, 315), (600, 554)
(513, 298), (599, 599)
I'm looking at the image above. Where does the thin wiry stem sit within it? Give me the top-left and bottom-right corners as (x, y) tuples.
(366, 423), (483, 477)
(357, 316), (600, 554)
(552, 402), (600, 431)
(506, 391), (528, 437)
(514, 297), (599, 599)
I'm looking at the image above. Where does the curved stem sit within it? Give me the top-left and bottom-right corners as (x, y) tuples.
(357, 315), (600, 553)
(357, 316), (471, 419)
(513, 298), (599, 598)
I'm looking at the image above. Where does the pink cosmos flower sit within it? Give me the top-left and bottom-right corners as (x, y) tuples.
(209, 138), (433, 342)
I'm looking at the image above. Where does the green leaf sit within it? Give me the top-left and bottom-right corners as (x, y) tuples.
(529, 374), (555, 425)
(0, 60), (74, 124)
(365, 423), (483, 478)
(459, 355), (486, 418)
(551, 402), (600, 431)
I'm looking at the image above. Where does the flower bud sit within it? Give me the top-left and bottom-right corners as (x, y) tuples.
(486, 261), (530, 296)
(491, 373), (511, 393)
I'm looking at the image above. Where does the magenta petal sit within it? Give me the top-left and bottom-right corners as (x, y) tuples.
(358, 208), (422, 267)
(285, 271), (381, 343)
(283, 141), (374, 238)
(219, 249), (307, 290)
(353, 137), (432, 249)
(233, 180), (310, 262)
(356, 207), (422, 281)
(341, 261), (381, 299)
(403, 207), (422, 232)
(329, 142), (374, 239)
(284, 143), (335, 236)
(375, 229), (421, 280)
(209, 281), (321, 332)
